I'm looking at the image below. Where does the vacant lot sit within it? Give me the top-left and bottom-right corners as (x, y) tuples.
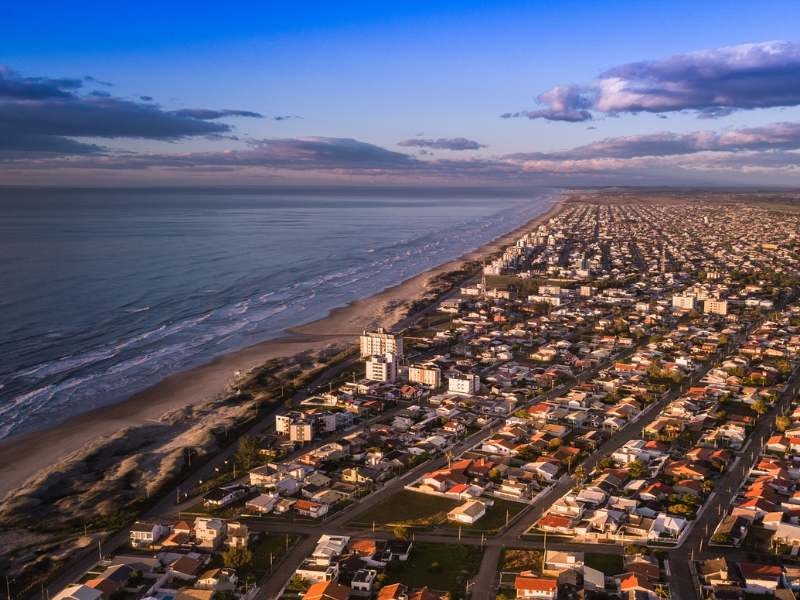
(349, 490), (459, 528)
(382, 542), (483, 599)
(585, 552), (624, 575)
(500, 548), (542, 572)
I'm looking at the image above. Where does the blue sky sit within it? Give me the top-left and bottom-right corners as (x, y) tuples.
(3, 1), (800, 185)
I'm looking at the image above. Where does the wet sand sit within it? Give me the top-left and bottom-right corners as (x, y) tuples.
(0, 195), (564, 499)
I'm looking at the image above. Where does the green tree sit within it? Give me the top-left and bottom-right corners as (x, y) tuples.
(222, 545), (254, 571)
(776, 415), (791, 433)
(627, 460), (646, 479)
(234, 436), (262, 470)
(753, 398), (768, 417)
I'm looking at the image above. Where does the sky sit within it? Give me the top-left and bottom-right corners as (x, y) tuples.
(3, 0), (800, 186)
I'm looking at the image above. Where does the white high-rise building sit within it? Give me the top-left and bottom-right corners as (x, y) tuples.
(365, 352), (398, 382)
(360, 328), (404, 358)
(447, 372), (481, 395)
(672, 294), (696, 310)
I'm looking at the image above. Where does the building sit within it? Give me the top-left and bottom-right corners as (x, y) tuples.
(408, 363), (442, 388)
(360, 328), (403, 358)
(129, 521), (169, 549)
(365, 352), (397, 382)
(672, 294), (696, 310)
(447, 499), (486, 524)
(704, 298), (729, 316)
(52, 585), (103, 600)
(303, 581), (351, 600)
(276, 411), (338, 443)
(447, 372), (480, 395)
(514, 573), (558, 600)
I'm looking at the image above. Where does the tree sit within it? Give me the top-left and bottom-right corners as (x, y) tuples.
(573, 465), (586, 483)
(392, 525), (410, 540)
(598, 457), (616, 470)
(547, 438), (562, 451)
(287, 575), (310, 593)
(223, 545), (254, 571)
(234, 436), (262, 470)
(627, 460), (646, 479)
(753, 398), (768, 417)
(776, 415), (791, 433)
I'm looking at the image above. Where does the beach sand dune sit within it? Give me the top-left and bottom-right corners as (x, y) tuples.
(0, 196), (562, 501)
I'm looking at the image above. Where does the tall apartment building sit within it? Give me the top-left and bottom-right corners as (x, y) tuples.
(365, 352), (397, 382)
(276, 411), (337, 443)
(360, 328), (404, 358)
(408, 363), (442, 388)
(672, 294), (696, 310)
(447, 372), (481, 395)
(704, 298), (729, 316)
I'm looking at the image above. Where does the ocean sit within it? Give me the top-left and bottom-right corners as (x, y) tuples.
(0, 187), (555, 439)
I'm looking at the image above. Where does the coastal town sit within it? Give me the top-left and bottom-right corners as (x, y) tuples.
(7, 191), (800, 600)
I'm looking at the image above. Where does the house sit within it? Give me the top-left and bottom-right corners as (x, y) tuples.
(514, 573), (558, 600)
(349, 569), (377, 597)
(523, 459), (560, 482)
(84, 565), (134, 598)
(129, 521), (169, 549)
(714, 515), (750, 547)
(543, 551), (584, 574)
(196, 568), (238, 591)
(171, 555), (205, 580)
(246, 493), (279, 515)
(202, 484), (249, 508)
(737, 562), (784, 594)
(648, 514), (686, 540)
(52, 585), (103, 600)
(295, 499), (329, 519)
(617, 572), (658, 600)
(447, 500), (486, 524)
(303, 581), (351, 600)
(377, 585), (448, 600)
(226, 521), (249, 548)
(194, 517), (227, 549)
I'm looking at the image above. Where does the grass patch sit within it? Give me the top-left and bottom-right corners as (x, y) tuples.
(500, 548), (542, 572)
(585, 553), (624, 576)
(350, 490), (458, 528)
(251, 533), (299, 576)
(382, 542), (483, 599)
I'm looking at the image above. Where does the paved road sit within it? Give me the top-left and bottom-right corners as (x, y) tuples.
(667, 367), (800, 600)
(467, 327), (748, 597)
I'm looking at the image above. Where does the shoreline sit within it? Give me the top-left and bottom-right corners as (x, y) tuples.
(0, 194), (565, 499)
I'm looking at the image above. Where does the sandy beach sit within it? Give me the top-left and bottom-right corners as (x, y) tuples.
(0, 194), (564, 500)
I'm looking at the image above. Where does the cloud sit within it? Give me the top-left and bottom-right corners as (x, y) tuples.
(0, 66), (83, 100)
(0, 66), (264, 159)
(398, 137), (486, 151)
(84, 75), (113, 87)
(502, 85), (594, 122)
(506, 41), (800, 121)
(48, 137), (421, 172)
(272, 115), (302, 121)
(508, 122), (800, 161)
(170, 108), (263, 119)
